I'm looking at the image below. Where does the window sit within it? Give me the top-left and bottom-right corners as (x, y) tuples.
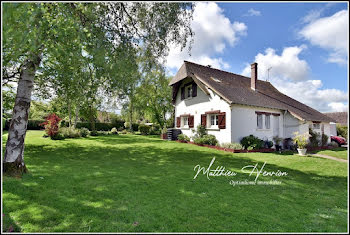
(209, 114), (218, 128)
(182, 116), (189, 127)
(313, 123), (320, 129)
(257, 114), (263, 129)
(265, 115), (270, 129)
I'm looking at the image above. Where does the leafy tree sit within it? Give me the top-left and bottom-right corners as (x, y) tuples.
(3, 2), (193, 176)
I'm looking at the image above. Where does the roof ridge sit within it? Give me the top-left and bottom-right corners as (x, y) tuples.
(184, 60), (271, 84)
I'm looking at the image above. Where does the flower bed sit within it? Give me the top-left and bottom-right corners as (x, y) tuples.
(176, 140), (275, 153)
(306, 146), (333, 151)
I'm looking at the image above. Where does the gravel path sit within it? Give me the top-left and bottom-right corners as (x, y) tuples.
(309, 153), (348, 163)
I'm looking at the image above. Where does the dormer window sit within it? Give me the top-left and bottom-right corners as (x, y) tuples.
(180, 82), (197, 100)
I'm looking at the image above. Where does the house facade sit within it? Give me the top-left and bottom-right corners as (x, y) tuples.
(170, 61), (334, 145)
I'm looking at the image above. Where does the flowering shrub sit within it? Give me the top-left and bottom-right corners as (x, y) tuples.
(40, 113), (62, 139)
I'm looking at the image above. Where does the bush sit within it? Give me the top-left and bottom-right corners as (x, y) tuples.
(139, 124), (151, 135)
(51, 133), (65, 140)
(80, 127), (90, 137)
(177, 134), (190, 142)
(321, 134), (329, 146)
(328, 141), (339, 148)
(240, 135), (263, 150)
(220, 142), (243, 150)
(90, 130), (98, 136)
(263, 140), (274, 149)
(59, 127), (81, 139)
(75, 122), (114, 131)
(337, 124), (348, 140)
(192, 125), (207, 139)
(110, 127), (118, 135)
(121, 129), (128, 134)
(194, 134), (218, 146)
(124, 122), (131, 129)
(41, 113), (62, 139)
(309, 128), (320, 147)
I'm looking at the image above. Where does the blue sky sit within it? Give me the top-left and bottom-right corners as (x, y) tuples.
(166, 2), (348, 113)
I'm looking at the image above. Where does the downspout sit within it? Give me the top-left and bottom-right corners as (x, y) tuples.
(283, 110), (287, 138)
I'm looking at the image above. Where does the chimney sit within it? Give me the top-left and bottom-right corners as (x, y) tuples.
(251, 62), (257, 90)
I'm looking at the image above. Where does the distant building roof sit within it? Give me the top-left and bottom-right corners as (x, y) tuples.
(323, 112), (348, 126)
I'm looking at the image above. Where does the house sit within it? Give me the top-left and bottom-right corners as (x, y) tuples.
(323, 112), (348, 136)
(169, 61), (335, 144)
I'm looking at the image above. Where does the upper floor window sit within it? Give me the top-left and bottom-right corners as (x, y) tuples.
(257, 114), (263, 129)
(186, 85), (192, 99)
(180, 82), (197, 100)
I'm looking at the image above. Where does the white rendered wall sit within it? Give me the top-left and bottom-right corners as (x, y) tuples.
(230, 104), (283, 143)
(174, 78), (232, 144)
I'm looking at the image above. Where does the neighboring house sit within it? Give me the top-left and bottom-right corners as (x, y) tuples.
(169, 61), (335, 144)
(323, 112), (348, 136)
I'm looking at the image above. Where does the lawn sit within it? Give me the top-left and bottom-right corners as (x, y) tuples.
(2, 131), (348, 232)
(311, 147), (348, 160)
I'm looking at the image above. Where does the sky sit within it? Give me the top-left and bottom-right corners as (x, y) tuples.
(165, 2), (349, 113)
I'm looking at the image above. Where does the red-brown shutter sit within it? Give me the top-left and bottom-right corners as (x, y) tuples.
(192, 82), (197, 97)
(218, 112), (226, 129)
(176, 117), (181, 127)
(189, 115), (194, 128)
(181, 87), (185, 100)
(201, 114), (207, 127)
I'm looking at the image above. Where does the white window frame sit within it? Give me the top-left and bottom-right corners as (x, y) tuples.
(257, 114), (263, 129)
(182, 116), (189, 128)
(265, 115), (270, 129)
(207, 114), (219, 129)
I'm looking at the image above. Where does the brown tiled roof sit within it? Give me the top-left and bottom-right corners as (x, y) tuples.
(323, 112), (348, 125)
(170, 61), (334, 123)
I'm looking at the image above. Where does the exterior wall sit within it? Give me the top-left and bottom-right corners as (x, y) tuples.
(230, 104), (283, 143)
(329, 123), (337, 136)
(283, 112), (301, 138)
(174, 78), (232, 144)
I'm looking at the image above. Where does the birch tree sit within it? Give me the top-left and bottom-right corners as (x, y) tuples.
(3, 2), (193, 176)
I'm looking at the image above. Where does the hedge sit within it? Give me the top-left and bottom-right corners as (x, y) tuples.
(3, 119), (125, 131)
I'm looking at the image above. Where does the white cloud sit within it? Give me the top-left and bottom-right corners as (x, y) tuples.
(244, 8), (261, 17)
(242, 46), (348, 112)
(299, 10), (349, 65)
(242, 46), (310, 81)
(328, 102), (348, 112)
(166, 2), (247, 71)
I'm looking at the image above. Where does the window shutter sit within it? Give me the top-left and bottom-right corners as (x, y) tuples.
(189, 115), (194, 128)
(192, 82), (197, 97)
(201, 114), (207, 127)
(176, 117), (181, 128)
(181, 87), (185, 100)
(218, 112), (226, 129)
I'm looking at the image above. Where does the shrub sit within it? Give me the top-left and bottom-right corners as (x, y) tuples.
(59, 127), (81, 139)
(124, 122), (131, 129)
(328, 141), (339, 148)
(240, 135), (263, 150)
(192, 124), (207, 139)
(139, 124), (151, 135)
(293, 131), (310, 149)
(90, 130), (98, 136)
(336, 124), (348, 140)
(80, 127), (90, 137)
(110, 127), (118, 135)
(177, 134), (190, 142)
(41, 113), (62, 139)
(309, 128), (320, 147)
(194, 134), (218, 146)
(51, 133), (65, 140)
(121, 129), (128, 134)
(76, 122), (114, 131)
(220, 142), (243, 150)
(273, 136), (283, 146)
(263, 140), (274, 149)
(321, 134), (329, 146)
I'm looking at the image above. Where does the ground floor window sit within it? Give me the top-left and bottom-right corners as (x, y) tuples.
(182, 116), (189, 127)
(265, 115), (270, 129)
(257, 114), (263, 129)
(209, 114), (218, 128)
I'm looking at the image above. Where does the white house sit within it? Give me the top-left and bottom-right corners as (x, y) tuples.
(170, 61), (334, 145)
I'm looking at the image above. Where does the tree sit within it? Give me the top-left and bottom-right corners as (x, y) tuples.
(3, 2), (194, 176)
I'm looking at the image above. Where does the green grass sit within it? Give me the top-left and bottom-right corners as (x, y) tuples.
(2, 131), (348, 232)
(311, 147), (348, 160)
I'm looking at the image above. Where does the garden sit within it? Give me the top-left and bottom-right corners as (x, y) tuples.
(2, 130), (348, 232)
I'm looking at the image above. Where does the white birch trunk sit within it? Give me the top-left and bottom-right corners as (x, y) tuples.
(4, 56), (40, 176)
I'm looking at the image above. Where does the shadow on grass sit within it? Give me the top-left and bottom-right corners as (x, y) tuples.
(2, 135), (348, 232)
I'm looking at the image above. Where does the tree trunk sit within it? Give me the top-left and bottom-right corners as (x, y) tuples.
(129, 101), (133, 131)
(89, 106), (96, 131)
(68, 100), (72, 127)
(74, 104), (79, 128)
(4, 56), (41, 177)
